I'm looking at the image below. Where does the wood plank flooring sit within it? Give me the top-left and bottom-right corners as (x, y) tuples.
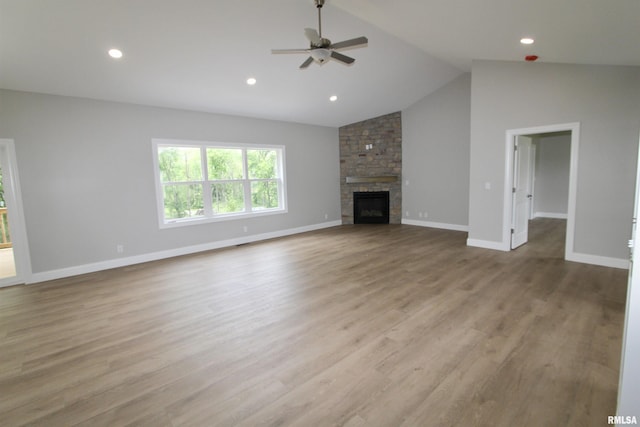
(0, 219), (628, 426)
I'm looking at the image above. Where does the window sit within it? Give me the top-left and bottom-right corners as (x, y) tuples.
(153, 139), (287, 227)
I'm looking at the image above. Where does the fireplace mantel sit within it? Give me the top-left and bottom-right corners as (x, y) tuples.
(345, 176), (398, 184)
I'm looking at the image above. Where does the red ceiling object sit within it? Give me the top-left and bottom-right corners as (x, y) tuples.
(525, 55), (539, 62)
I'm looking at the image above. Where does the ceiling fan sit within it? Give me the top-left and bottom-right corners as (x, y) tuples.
(271, 0), (368, 69)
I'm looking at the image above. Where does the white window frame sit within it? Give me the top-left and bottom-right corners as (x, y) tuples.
(152, 138), (287, 228)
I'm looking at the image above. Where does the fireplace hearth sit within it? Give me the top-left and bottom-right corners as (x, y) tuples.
(353, 191), (390, 224)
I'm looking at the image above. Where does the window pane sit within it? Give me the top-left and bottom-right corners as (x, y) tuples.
(163, 184), (204, 220)
(158, 147), (202, 183)
(207, 148), (244, 180)
(211, 182), (245, 214)
(251, 180), (279, 210)
(247, 149), (277, 179)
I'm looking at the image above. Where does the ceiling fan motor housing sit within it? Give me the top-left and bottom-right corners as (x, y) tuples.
(312, 37), (332, 48)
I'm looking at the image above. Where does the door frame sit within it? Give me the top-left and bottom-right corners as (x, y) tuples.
(502, 122), (580, 260)
(0, 139), (31, 287)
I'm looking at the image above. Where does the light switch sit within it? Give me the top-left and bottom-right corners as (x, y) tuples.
(484, 182), (491, 190)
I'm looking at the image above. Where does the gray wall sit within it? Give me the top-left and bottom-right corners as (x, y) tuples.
(469, 61), (640, 260)
(533, 133), (571, 217)
(402, 73), (471, 228)
(0, 90), (340, 274)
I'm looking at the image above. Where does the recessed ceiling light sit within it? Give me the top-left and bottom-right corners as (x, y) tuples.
(520, 38), (535, 45)
(329, 95), (338, 102)
(246, 77), (257, 85)
(108, 48), (123, 59)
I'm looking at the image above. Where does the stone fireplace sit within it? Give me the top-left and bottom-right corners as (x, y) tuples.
(339, 112), (402, 224)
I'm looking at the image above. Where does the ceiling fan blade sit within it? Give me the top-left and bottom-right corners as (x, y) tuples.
(299, 57), (314, 69)
(330, 51), (355, 65)
(304, 28), (322, 45)
(271, 48), (310, 54)
(330, 36), (368, 50)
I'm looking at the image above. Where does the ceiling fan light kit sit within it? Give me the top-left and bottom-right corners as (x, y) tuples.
(311, 48), (331, 63)
(272, 0), (368, 69)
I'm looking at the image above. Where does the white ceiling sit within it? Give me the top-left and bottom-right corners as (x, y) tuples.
(1, 0), (638, 128)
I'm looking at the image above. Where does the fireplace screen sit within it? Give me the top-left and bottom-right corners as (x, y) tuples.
(353, 191), (390, 224)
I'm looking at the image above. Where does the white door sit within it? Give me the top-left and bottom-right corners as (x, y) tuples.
(617, 136), (640, 418)
(511, 136), (533, 249)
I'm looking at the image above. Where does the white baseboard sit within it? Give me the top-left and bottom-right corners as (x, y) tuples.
(28, 220), (342, 284)
(466, 239), (629, 269)
(466, 238), (510, 252)
(534, 212), (568, 219)
(566, 252), (629, 270)
(465, 240), (628, 269)
(401, 218), (469, 232)
(27, 219), (629, 284)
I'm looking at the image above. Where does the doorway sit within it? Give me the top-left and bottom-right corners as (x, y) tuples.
(504, 123), (580, 261)
(0, 139), (30, 287)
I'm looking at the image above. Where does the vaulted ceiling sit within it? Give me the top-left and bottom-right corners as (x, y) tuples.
(1, 0), (638, 127)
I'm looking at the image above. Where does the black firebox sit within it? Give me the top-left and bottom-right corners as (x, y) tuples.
(353, 191), (390, 224)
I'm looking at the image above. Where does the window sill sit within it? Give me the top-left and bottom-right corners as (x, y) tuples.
(160, 208), (288, 229)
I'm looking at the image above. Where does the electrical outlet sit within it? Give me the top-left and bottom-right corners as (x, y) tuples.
(243, 226), (248, 233)
(116, 244), (124, 254)
(324, 213), (328, 220)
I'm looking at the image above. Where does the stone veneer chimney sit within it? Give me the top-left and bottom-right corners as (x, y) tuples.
(339, 111), (402, 224)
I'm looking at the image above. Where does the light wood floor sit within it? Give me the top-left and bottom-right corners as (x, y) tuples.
(0, 219), (628, 426)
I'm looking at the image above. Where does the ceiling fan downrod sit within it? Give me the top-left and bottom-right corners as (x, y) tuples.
(315, 0), (325, 37)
